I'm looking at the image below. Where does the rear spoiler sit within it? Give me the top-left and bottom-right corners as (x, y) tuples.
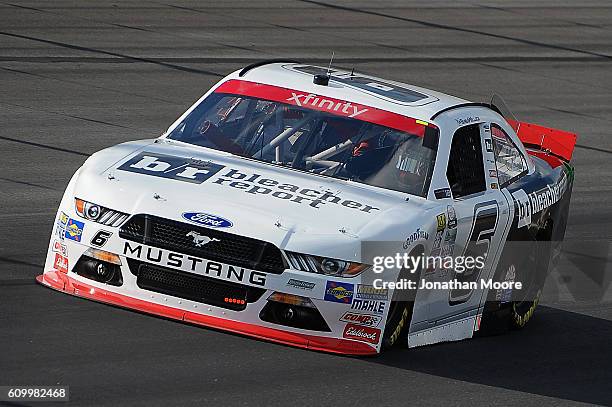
(508, 120), (577, 162)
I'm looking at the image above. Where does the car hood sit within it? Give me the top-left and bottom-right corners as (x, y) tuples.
(75, 140), (436, 259)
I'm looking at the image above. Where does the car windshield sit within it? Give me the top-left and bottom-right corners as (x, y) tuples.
(167, 86), (439, 197)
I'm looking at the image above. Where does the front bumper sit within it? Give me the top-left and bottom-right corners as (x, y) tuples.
(37, 270), (377, 355)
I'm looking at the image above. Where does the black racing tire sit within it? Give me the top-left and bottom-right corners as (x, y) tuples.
(382, 301), (412, 349)
(509, 220), (553, 329)
(381, 246), (422, 350)
(510, 290), (541, 329)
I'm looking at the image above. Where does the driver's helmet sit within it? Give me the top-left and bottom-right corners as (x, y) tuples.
(349, 130), (428, 188)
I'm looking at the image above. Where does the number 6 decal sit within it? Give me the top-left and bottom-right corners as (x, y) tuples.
(449, 201), (499, 305)
(91, 230), (113, 247)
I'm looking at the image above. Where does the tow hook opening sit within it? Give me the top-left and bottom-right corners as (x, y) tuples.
(259, 292), (331, 332)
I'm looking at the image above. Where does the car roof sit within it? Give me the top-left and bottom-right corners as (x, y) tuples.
(226, 62), (471, 124)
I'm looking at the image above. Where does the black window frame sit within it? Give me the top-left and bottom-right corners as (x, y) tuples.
(446, 123), (487, 199)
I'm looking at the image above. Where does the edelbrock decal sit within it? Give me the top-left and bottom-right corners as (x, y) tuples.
(119, 152), (380, 213)
(54, 253), (68, 273)
(342, 323), (381, 344)
(182, 212), (233, 228)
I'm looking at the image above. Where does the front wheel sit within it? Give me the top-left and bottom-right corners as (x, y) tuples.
(382, 301), (412, 349)
(381, 246), (422, 349)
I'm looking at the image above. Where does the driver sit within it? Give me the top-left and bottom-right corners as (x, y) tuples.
(347, 130), (429, 193)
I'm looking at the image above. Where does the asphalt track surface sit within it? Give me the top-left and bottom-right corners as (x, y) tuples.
(1, 1), (611, 406)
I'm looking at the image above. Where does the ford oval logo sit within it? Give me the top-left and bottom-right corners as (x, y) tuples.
(182, 212), (233, 228)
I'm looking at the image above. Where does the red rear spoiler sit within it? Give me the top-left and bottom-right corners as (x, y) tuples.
(508, 120), (577, 162)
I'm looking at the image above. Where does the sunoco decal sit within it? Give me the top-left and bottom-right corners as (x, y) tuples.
(324, 281), (354, 304)
(64, 218), (84, 242)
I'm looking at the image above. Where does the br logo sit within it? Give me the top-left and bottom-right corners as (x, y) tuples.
(118, 152), (225, 184)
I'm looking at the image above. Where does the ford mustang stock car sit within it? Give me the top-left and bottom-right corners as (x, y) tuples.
(38, 60), (577, 355)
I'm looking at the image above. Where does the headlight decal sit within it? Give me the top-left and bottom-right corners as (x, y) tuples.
(75, 198), (129, 227)
(285, 251), (369, 277)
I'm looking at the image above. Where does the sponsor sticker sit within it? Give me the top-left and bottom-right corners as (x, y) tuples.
(52, 240), (67, 256)
(182, 212), (233, 228)
(340, 312), (382, 327)
(58, 212), (69, 227)
(436, 213), (447, 231)
(496, 264), (516, 303)
(118, 153), (225, 184)
(440, 244), (454, 256)
(216, 80), (431, 136)
(54, 253), (68, 273)
(55, 211), (69, 240)
(55, 226), (66, 240)
(485, 138), (493, 152)
(117, 153), (380, 214)
(324, 281), (354, 304)
(402, 228), (429, 249)
(491, 182), (499, 189)
(64, 218), (84, 242)
(433, 230), (443, 250)
(489, 169), (498, 178)
(355, 284), (388, 301)
(447, 205), (457, 229)
(444, 228), (457, 244)
(512, 175), (568, 228)
(434, 188), (451, 200)
(342, 323), (381, 344)
(287, 278), (316, 290)
(351, 298), (386, 314)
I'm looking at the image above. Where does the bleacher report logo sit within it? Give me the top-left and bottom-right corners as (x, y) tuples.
(119, 152), (379, 213)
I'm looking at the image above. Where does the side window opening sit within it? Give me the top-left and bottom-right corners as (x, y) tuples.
(491, 124), (528, 187)
(447, 124), (486, 198)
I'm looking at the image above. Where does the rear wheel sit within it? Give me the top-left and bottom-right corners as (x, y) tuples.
(510, 221), (553, 329)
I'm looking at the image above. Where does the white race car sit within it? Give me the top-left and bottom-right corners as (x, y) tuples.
(38, 61), (577, 355)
